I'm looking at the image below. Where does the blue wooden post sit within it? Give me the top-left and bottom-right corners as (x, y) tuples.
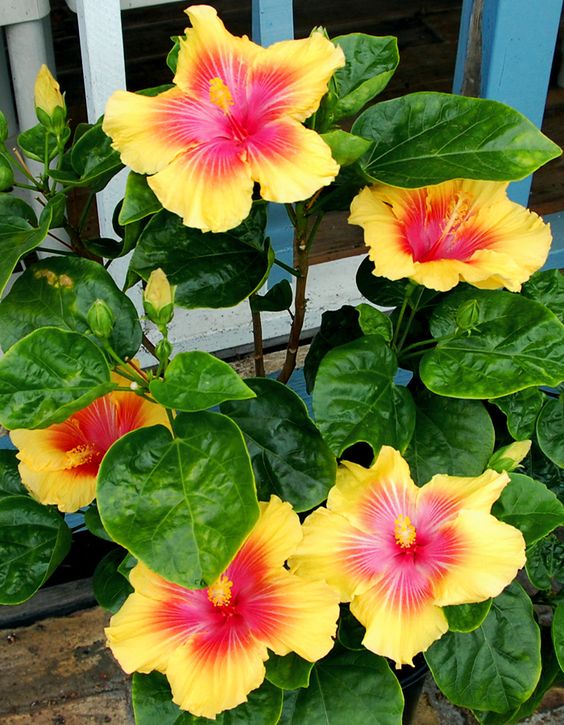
(252, 0), (295, 285)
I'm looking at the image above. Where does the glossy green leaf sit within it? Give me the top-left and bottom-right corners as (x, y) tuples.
(0, 494), (71, 604)
(352, 93), (561, 186)
(0, 206), (52, 297)
(426, 583), (541, 713)
(536, 396), (564, 468)
(265, 652), (314, 690)
(0, 256), (142, 358)
(320, 130), (372, 166)
(130, 206), (272, 309)
(329, 34), (399, 122)
(150, 352), (255, 412)
(221, 378), (336, 511)
(553, 604), (564, 672)
(166, 36), (181, 74)
(0, 449), (26, 498)
(337, 605), (365, 651)
(490, 388), (544, 440)
(356, 257), (410, 307)
(525, 535), (564, 590)
(522, 269), (564, 323)
(250, 280), (292, 313)
(421, 291), (564, 399)
(41, 191), (66, 229)
(83, 504), (112, 541)
(0, 327), (114, 429)
(493, 473), (564, 545)
(356, 303), (392, 340)
(0, 154), (13, 191)
(0, 193), (37, 225)
(304, 305), (363, 394)
(17, 123), (58, 162)
(282, 650), (404, 725)
(97, 413), (258, 588)
(405, 392), (494, 483)
(92, 548), (133, 613)
(70, 122), (123, 191)
(119, 171), (161, 224)
(133, 671), (283, 725)
(313, 335), (415, 457)
(0, 112), (7, 141)
(444, 600), (492, 633)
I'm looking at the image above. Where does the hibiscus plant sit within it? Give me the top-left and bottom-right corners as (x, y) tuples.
(0, 5), (563, 724)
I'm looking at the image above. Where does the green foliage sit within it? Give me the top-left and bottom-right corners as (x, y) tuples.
(525, 535), (564, 591)
(444, 600), (492, 633)
(491, 388), (545, 440)
(320, 130), (372, 166)
(92, 548), (133, 613)
(265, 652), (314, 690)
(353, 93), (561, 186)
(0, 205), (52, 297)
(356, 303), (393, 340)
(250, 279), (293, 313)
(522, 269), (564, 323)
(0, 449), (26, 497)
(119, 171), (161, 224)
(536, 395), (564, 468)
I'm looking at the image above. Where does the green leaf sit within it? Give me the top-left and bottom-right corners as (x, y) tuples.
(0, 494), (71, 604)
(426, 583), (541, 713)
(490, 388), (544, 440)
(166, 36), (181, 74)
(0, 193), (37, 225)
(83, 504), (112, 541)
(265, 652), (314, 690)
(69, 122), (123, 190)
(313, 335), (415, 457)
(97, 413), (258, 588)
(0, 154), (13, 191)
(525, 535), (564, 590)
(0, 207), (52, 297)
(421, 291), (564, 399)
(405, 392), (495, 483)
(133, 671), (283, 725)
(41, 191), (66, 229)
(352, 92), (561, 186)
(0, 327), (114, 429)
(304, 305), (363, 394)
(250, 280), (292, 313)
(130, 206), (272, 309)
(0, 255), (142, 358)
(0, 112), (8, 142)
(320, 130), (373, 166)
(337, 605), (366, 651)
(493, 473), (564, 545)
(522, 269), (564, 323)
(221, 378), (336, 511)
(119, 171), (161, 225)
(553, 604), (564, 672)
(444, 600), (492, 633)
(283, 649), (404, 725)
(150, 352), (256, 411)
(92, 548), (133, 613)
(17, 123), (58, 162)
(0, 449), (26, 498)
(356, 303), (393, 341)
(330, 34), (399, 121)
(536, 396), (564, 468)
(356, 257), (410, 307)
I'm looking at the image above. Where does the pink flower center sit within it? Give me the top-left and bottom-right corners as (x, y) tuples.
(208, 76), (249, 144)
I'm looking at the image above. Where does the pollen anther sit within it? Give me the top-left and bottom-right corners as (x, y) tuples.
(394, 514), (416, 548)
(207, 574), (233, 607)
(209, 77), (234, 113)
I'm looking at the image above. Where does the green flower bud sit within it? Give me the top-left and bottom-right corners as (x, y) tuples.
(87, 299), (115, 339)
(34, 65), (67, 133)
(488, 440), (532, 473)
(143, 268), (175, 327)
(156, 338), (173, 363)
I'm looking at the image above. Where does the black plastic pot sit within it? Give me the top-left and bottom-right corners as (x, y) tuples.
(396, 655), (428, 724)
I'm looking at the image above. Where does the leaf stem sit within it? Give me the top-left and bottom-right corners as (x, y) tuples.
(249, 298), (265, 377)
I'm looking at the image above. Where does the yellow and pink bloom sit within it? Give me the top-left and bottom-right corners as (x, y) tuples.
(10, 385), (169, 513)
(106, 496), (340, 718)
(290, 446), (526, 668)
(103, 5), (344, 233)
(349, 179), (551, 292)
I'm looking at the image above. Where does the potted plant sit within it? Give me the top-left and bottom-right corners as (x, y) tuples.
(0, 5), (562, 723)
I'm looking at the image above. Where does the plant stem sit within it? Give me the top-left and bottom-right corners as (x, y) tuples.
(273, 257), (300, 277)
(11, 148), (38, 184)
(78, 192), (95, 234)
(249, 299), (265, 377)
(396, 287), (425, 353)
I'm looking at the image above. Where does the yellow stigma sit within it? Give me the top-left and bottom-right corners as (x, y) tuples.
(207, 575), (233, 607)
(209, 77), (234, 113)
(394, 514), (416, 548)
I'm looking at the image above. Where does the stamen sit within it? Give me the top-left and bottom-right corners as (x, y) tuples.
(207, 574), (233, 607)
(394, 514), (416, 548)
(209, 77), (234, 114)
(64, 443), (95, 468)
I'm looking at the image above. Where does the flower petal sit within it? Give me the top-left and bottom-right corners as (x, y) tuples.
(17, 462), (96, 512)
(432, 509), (526, 606)
(247, 120), (339, 203)
(166, 630), (268, 719)
(10, 428), (74, 472)
(249, 32), (345, 123)
(147, 141), (253, 232)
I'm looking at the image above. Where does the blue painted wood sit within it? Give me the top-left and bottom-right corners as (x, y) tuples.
(544, 212), (564, 270)
(252, 0), (295, 285)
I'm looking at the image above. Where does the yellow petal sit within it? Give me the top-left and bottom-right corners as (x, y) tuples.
(10, 428), (71, 472)
(241, 495), (302, 571)
(147, 143), (253, 233)
(247, 120), (339, 203)
(34, 64), (64, 115)
(352, 580), (448, 667)
(17, 462), (96, 513)
(420, 469), (510, 518)
(432, 509), (526, 606)
(167, 633), (268, 719)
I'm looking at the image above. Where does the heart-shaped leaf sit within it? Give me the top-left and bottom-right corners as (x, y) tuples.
(0, 207), (52, 298)
(536, 396), (564, 468)
(119, 171), (161, 225)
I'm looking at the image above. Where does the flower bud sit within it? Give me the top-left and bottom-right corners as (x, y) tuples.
(87, 299), (115, 339)
(488, 440), (532, 473)
(143, 268), (175, 327)
(34, 65), (66, 129)
(156, 338), (173, 363)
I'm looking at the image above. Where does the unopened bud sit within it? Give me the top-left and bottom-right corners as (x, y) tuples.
(488, 440), (531, 473)
(156, 338), (173, 362)
(143, 268), (175, 327)
(34, 65), (66, 130)
(87, 299), (115, 339)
